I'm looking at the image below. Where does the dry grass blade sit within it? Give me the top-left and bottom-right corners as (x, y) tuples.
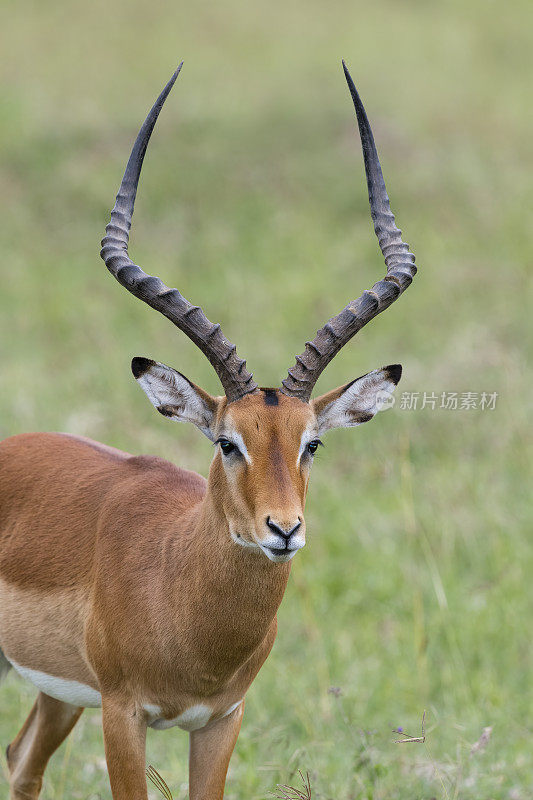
(470, 726), (493, 755)
(146, 765), (174, 800)
(393, 710), (426, 744)
(273, 770), (312, 800)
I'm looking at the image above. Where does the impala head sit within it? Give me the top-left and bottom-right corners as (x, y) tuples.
(101, 61), (417, 563)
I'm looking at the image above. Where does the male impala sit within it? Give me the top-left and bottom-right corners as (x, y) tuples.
(0, 62), (417, 799)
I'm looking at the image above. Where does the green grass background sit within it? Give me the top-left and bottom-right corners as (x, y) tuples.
(1, 0), (532, 797)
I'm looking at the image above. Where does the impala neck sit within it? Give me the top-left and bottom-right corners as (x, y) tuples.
(183, 459), (291, 668)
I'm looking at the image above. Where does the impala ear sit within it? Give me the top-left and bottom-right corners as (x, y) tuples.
(131, 357), (220, 441)
(312, 365), (402, 435)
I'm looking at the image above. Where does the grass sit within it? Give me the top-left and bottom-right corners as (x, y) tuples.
(1, 0), (532, 797)
(274, 770), (313, 800)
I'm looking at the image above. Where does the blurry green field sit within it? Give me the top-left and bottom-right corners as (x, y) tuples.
(1, 0), (532, 797)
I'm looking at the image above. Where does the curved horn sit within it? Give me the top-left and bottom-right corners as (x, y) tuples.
(280, 61), (417, 402)
(100, 64), (258, 403)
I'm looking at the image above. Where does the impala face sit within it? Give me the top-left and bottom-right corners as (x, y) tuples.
(132, 357), (402, 563)
(213, 391), (316, 562)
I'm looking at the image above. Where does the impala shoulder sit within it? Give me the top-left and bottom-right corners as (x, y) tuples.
(125, 455), (207, 494)
(58, 433), (131, 461)
(0, 432), (130, 467)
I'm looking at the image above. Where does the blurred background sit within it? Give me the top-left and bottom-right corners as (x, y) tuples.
(1, 0), (531, 797)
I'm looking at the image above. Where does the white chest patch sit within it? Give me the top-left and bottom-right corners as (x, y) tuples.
(222, 700), (242, 718)
(144, 702), (213, 731)
(10, 660), (102, 708)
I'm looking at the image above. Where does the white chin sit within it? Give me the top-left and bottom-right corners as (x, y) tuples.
(259, 545), (298, 563)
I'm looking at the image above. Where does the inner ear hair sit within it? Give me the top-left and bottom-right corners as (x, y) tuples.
(318, 364), (402, 409)
(131, 356), (220, 440)
(312, 364), (402, 433)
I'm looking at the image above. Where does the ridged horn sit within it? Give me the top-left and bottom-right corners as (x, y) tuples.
(100, 64), (258, 403)
(280, 61), (417, 402)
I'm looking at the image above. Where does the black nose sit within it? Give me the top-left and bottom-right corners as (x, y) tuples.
(266, 517), (301, 541)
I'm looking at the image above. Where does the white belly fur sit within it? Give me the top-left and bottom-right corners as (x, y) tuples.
(9, 660), (102, 708)
(144, 699), (243, 732)
(144, 702), (213, 731)
(8, 657), (242, 728)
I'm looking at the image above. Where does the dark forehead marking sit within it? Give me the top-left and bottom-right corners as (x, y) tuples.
(262, 388), (279, 406)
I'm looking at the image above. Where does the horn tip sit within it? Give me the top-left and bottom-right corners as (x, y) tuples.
(169, 61), (184, 87)
(341, 59), (353, 81)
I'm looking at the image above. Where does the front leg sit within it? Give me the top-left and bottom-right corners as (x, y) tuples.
(189, 701), (244, 800)
(102, 695), (148, 800)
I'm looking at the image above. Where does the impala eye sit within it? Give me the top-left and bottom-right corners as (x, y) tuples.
(307, 439), (323, 456)
(218, 438), (236, 456)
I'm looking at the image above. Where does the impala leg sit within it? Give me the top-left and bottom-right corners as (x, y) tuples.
(101, 695), (148, 800)
(6, 692), (83, 800)
(188, 702), (244, 800)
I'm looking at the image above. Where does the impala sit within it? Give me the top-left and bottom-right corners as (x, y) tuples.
(0, 61), (417, 799)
